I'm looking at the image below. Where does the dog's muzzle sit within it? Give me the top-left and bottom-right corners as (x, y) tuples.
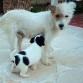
(59, 24), (64, 30)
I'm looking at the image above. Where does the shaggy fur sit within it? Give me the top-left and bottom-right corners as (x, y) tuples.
(10, 35), (45, 78)
(0, 2), (76, 65)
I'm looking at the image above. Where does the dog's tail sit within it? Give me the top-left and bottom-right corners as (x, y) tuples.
(0, 15), (9, 32)
(0, 17), (1, 27)
(0, 16), (5, 31)
(0, 16), (3, 26)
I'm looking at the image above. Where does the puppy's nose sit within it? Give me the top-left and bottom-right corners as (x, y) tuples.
(59, 24), (64, 30)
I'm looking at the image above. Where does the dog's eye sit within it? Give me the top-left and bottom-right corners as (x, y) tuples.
(56, 14), (60, 18)
(65, 15), (69, 18)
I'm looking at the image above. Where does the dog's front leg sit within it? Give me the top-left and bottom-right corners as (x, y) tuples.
(42, 34), (52, 65)
(42, 42), (53, 66)
(42, 29), (56, 66)
(20, 66), (30, 78)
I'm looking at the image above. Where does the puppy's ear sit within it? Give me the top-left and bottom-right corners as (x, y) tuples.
(68, 2), (76, 9)
(36, 36), (45, 46)
(49, 5), (56, 14)
(40, 36), (45, 46)
(30, 37), (35, 43)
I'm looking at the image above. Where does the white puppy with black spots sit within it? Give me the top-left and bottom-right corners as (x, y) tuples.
(10, 34), (45, 78)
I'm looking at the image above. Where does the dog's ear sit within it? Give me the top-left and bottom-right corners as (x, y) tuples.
(68, 2), (76, 9)
(30, 37), (35, 43)
(49, 5), (56, 14)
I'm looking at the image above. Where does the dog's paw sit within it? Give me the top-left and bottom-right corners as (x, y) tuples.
(20, 73), (30, 78)
(49, 57), (56, 64)
(44, 60), (53, 66)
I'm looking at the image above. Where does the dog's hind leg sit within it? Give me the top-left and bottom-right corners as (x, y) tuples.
(4, 27), (16, 51)
(16, 30), (25, 51)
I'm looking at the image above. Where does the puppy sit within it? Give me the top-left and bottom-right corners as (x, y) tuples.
(0, 2), (76, 65)
(10, 34), (45, 78)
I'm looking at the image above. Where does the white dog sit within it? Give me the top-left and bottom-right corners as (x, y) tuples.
(10, 34), (45, 78)
(0, 2), (76, 65)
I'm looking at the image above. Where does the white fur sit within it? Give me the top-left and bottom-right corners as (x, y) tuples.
(10, 35), (44, 78)
(55, 2), (76, 28)
(0, 2), (76, 65)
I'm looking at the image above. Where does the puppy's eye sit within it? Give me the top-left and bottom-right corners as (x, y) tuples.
(56, 14), (60, 18)
(65, 15), (69, 18)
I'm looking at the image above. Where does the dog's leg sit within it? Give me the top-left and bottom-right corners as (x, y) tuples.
(4, 26), (18, 51)
(16, 30), (25, 51)
(17, 37), (22, 51)
(7, 31), (16, 51)
(20, 66), (30, 78)
(43, 30), (56, 66)
(3, 24), (18, 51)
(42, 43), (53, 66)
(6, 28), (24, 51)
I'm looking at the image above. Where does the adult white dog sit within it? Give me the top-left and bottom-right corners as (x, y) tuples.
(0, 2), (76, 65)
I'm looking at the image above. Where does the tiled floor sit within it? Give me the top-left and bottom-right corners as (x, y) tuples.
(69, 13), (83, 28)
(0, 25), (83, 83)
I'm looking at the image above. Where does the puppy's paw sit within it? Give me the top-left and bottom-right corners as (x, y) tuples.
(20, 73), (30, 78)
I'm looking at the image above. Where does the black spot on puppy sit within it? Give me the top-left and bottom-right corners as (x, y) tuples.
(14, 55), (20, 66)
(36, 36), (45, 47)
(23, 56), (29, 66)
(18, 51), (26, 55)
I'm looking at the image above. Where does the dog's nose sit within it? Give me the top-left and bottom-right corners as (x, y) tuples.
(59, 24), (64, 30)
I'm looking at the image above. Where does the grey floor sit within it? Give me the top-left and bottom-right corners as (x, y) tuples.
(0, 25), (83, 83)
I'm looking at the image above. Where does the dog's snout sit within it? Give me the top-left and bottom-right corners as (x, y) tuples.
(59, 24), (64, 30)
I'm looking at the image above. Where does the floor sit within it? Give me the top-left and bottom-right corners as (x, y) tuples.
(0, 25), (83, 83)
(69, 13), (83, 28)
